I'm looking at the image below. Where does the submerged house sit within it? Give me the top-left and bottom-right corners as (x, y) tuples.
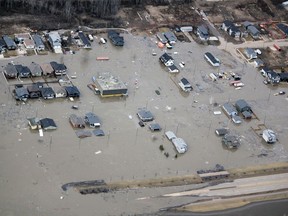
(40, 118), (57, 130)
(235, 99), (252, 113)
(179, 78), (193, 92)
(164, 31), (177, 43)
(168, 64), (179, 73)
(65, 86), (80, 97)
(14, 87), (29, 101)
(50, 61), (67, 76)
(3, 35), (17, 50)
(31, 34), (45, 51)
(29, 62), (43, 77)
(0, 38), (7, 52)
(137, 109), (154, 122)
(108, 30), (124, 46)
(4, 63), (18, 79)
(222, 102), (238, 117)
(197, 25), (209, 41)
(159, 53), (174, 67)
(84, 112), (101, 128)
(40, 87), (55, 99)
(15, 64), (31, 78)
(48, 31), (62, 53)
(40, 63), (54, 76)
(54, 87), (67, 98)
(156, 33), (168, 44)
(27, 117), (40, 130)
(27, 84), (41, 99)
(204, 52), (220, 67)
(69, 114), (85, 128)
(78, 31), (91, 48)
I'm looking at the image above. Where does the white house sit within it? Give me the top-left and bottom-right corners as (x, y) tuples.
(179, 78), (193, 92)
(159, 53), (174, 67)
(48, 31), (62, 53)
(204, 52), (220, 67)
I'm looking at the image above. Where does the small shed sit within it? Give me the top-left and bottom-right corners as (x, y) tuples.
(27, 117), (40, 130)
(215, 128), (229, 136)
(149, 123), (161, 132)
(242, 111), (252, 119)
(235, 99), (252, 113)
(137, 109), (154, 122)
(232, 115), (242, 124)
(75, 130), (92, 138)
(69, 114), (85, 128)
(40, 118), (57, 130)
(93, 129), (105, 136)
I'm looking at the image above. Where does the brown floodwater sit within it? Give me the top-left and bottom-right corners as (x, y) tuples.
(0, 33), (287, 215)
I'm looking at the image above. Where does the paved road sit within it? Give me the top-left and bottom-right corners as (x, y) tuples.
(163, 173), (288, 197)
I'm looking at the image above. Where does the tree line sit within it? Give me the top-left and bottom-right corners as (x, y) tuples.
(0, 0), (192, 20)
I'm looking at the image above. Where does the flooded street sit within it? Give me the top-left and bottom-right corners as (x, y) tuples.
(0, 33), (288, 215)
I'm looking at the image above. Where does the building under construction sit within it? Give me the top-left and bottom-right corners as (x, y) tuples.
(93, 72), (128, 97)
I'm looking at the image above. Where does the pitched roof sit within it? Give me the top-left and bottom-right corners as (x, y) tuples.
(159, 53), (174, 63)
(40, 118), (57, 130)
(247, 25), (260, 35)
(4, 63), (18, 77)
(65, 86), (80, 96)
(85, 112), (101, 125)
(276, 23), (288, 35)
(50, 61), (66, 71)
(31, 34), (45, 47)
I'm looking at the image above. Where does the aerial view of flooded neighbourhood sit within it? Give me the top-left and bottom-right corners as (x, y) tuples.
(0, 0), (288, 215)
